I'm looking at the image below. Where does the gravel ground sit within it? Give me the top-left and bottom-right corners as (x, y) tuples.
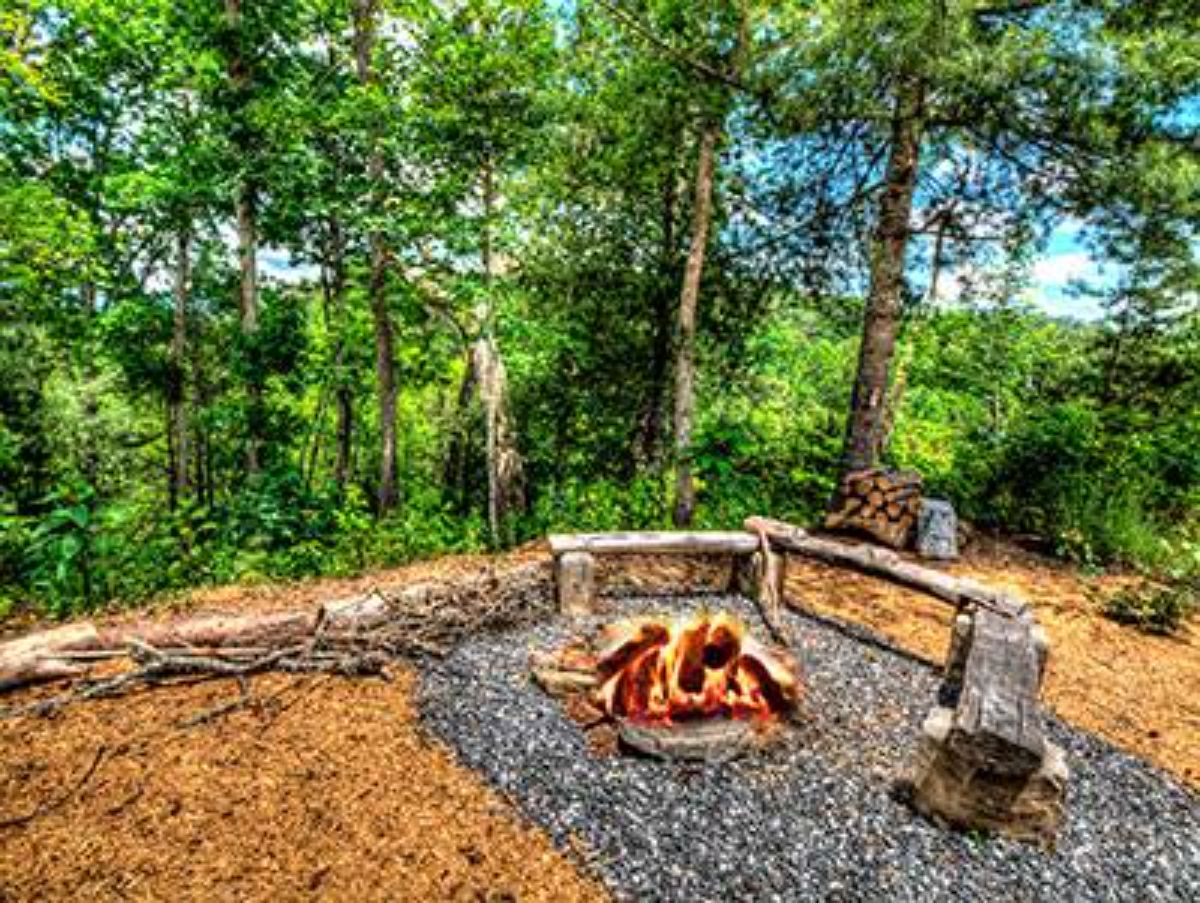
(417, 595), (1200, 902)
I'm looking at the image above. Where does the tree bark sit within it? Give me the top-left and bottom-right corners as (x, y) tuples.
(478, 157), (525, 546)
(81, 280), (100, 486)
(331, 275), (353, 489)
(351, 0), (398, 512)
(840, 77), (924, 477)
(168, 227), (192, 506)
(319, 218), (353, 489)
(671, 123), (719, 528)
(226, 0), (261, 475)
(633, 167), (679, 470)
(442, 348), (477, 511)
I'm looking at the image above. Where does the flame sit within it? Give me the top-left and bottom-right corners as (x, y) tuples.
(593, 612), (800, 725)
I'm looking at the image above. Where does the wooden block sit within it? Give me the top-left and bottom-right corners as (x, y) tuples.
(556, 551), (596, 616)
(948, 610), (1045, 775)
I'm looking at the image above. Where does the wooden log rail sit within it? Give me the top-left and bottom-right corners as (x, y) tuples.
(548, 530), (777, 619)
(548, 531), (760, 556)
(743, 516), (1030, 619)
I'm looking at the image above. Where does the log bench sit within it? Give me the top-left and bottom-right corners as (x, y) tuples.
(550, 517), (1067, 844)
(548, 531), (775, 617)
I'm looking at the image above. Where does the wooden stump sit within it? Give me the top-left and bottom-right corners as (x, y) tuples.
(556, 551), (596, 617)
(914, 609), (1066, 845)
(912, 707), (1068, 847)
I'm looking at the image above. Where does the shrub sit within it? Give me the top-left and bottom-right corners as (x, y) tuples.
(1103, 579), (1198, 634)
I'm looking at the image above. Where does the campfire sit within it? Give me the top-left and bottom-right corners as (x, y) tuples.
(594, 612), (799, 723)
(533, 611), (801, 761)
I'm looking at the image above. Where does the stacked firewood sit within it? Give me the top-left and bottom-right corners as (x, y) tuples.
(825, 468), (923, 550)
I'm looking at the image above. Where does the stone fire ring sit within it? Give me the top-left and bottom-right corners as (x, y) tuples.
(617, 717), (769, 764)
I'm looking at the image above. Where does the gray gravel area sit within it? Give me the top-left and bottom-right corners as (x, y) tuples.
(417, 594), (1200, 902)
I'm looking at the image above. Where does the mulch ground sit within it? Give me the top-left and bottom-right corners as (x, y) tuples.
(0, 536), (1196, 899)
(0, 668), (604, 901)
(785, 535), (1200, 790)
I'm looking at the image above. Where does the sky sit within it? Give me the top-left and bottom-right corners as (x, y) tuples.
(1027, 220), (1109, 321)
(257, 221), (1117, 323)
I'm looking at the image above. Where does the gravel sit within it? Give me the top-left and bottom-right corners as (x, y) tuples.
(417, 595), (1200, 902)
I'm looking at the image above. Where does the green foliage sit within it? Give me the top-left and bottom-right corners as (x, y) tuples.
(1103, 576), (1199, 636)
(0, 0), (1196, 620)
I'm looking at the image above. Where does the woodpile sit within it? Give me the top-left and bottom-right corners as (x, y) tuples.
(825, 468), (923, 550)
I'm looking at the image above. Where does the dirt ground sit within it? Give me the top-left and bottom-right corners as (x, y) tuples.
(785, 535), (1199, 789)
(1, 538), (1196, 900)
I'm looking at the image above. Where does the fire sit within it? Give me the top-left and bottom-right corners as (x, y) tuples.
(593, 612), (800, 725)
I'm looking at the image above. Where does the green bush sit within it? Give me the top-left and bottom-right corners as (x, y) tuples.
(1103, 579), (1198, 634)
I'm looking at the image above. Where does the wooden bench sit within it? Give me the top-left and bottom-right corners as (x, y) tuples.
(548, 531), (770, 615)
(742, 515), (1065, 844)
(549, 516), (1067, 843)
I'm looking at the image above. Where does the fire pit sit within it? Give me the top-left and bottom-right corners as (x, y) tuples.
(533, 611), (801, 762)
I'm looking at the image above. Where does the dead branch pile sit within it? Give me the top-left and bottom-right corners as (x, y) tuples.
(1, 561), (552, 714)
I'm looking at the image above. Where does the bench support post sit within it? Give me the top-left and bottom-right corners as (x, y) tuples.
(556, 551), (596, 617)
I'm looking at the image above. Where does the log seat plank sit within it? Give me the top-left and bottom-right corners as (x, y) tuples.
(549, 531), (760, 557)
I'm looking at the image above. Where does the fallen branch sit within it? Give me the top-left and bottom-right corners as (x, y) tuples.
(0, 560), (553, 707)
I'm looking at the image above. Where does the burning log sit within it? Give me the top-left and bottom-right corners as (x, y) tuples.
(533, 610), (800, 762)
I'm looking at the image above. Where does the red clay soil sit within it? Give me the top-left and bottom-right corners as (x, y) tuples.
(785, 535), (1200, 790)
(0, 668), (605, 902)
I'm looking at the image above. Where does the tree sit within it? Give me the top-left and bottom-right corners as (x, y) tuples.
(751, 0), (1200, 495)
(349, 0), (401, 511)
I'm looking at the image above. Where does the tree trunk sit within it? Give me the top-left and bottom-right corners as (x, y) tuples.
(319, 218), (353, 489)
(478, 157), (525, 546)
(839, 78), (924, 477)
(633, 167), (679, 470)
(443, 347), (478, 511)
(351, 0), (398, 512)
(332, 266), (353, 490)
(81, 280), (100, 487)
(671, 123), (719, 528)
(168, 227), (192, 506)
(226, 0), (261, 475)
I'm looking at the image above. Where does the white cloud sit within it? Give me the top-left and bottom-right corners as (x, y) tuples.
(260, 248), (320, 285)
(1032, 251), (1099, 288)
